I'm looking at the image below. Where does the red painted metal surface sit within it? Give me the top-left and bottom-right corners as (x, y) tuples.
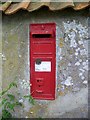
(30, 23), (56, 100)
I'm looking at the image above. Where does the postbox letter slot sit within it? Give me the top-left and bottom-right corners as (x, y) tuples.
(32, 34), (52, 38)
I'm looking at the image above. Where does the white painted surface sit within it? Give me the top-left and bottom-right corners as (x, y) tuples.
(35, 61), (51, 72)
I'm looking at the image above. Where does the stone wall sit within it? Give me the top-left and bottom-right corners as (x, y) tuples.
(1, 8), (89, 118)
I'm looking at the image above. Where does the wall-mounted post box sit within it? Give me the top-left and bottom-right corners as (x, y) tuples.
(30, 23), (56, 100)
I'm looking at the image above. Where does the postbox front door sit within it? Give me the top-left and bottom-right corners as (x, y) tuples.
(30, 23), (56, 100)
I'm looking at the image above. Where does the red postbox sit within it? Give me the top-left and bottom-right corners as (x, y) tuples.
(30, 23), (56, 100)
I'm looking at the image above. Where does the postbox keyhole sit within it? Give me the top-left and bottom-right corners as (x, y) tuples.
(37, 80), (42, 82)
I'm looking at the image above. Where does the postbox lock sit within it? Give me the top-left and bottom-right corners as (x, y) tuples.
(35, 59), (41, 65)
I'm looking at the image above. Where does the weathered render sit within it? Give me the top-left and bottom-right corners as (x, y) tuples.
(1, 7), (89, 118)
